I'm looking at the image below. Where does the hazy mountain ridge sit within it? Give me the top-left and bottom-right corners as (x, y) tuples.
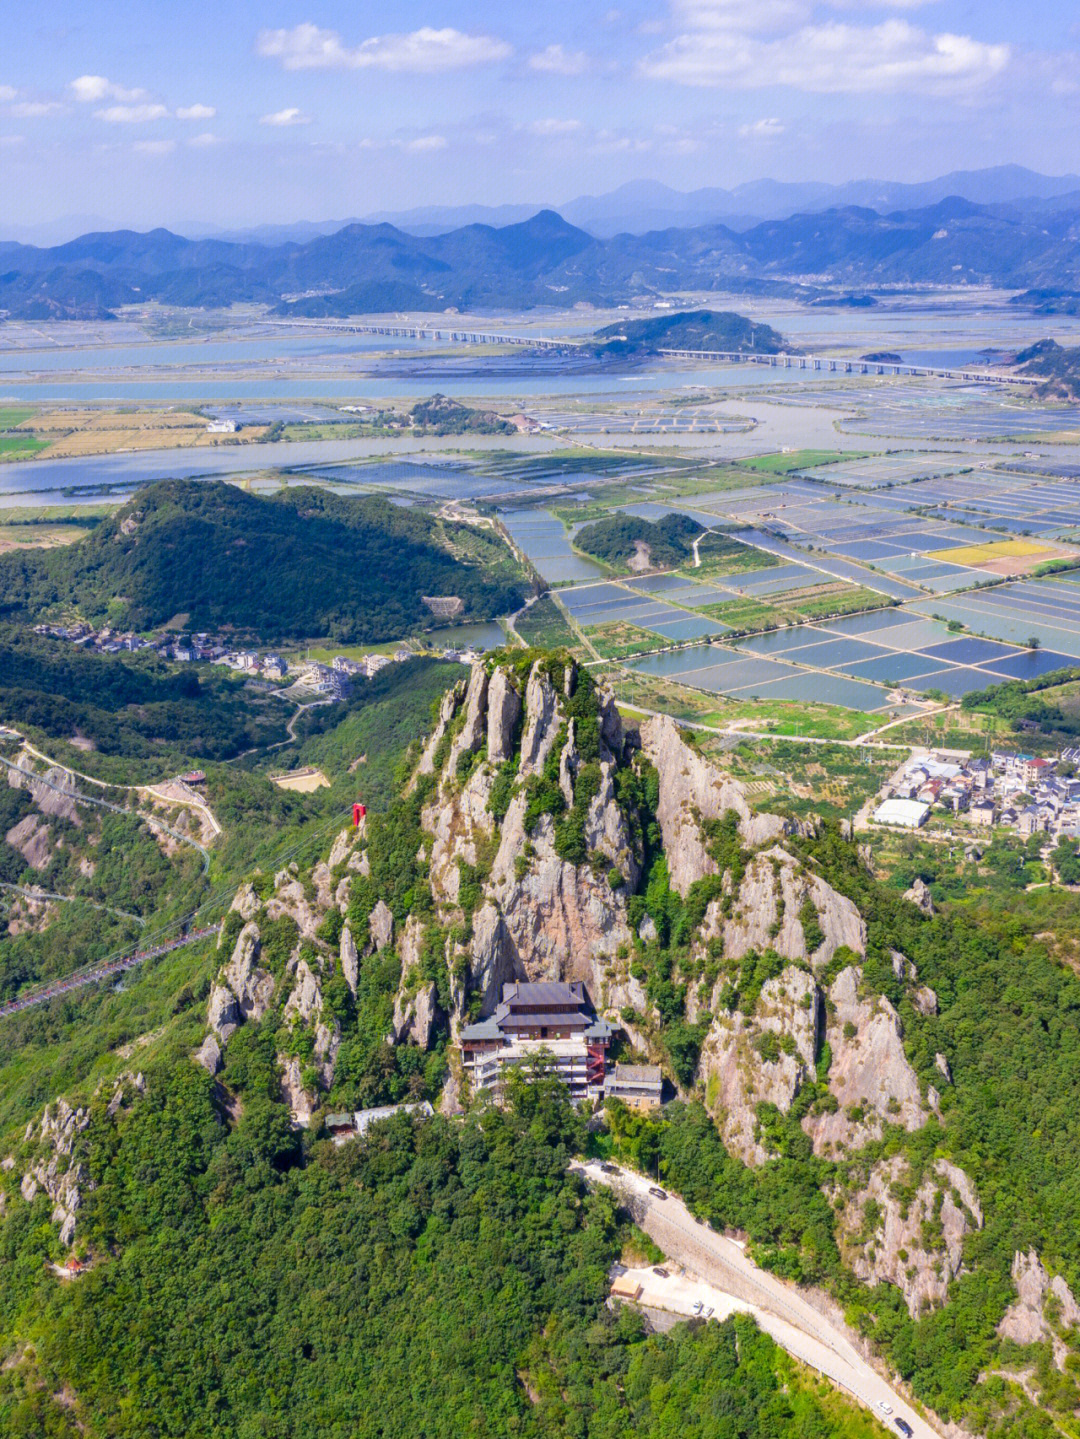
(5, 188), (1080, 319)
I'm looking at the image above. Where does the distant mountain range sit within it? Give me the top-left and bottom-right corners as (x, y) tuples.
(192, 166), (1080, 243)
(5, 189), (1080, 321)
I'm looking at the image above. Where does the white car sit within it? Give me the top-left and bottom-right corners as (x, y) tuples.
(691, 1301), (704, 1315)
(877, 1400), (893, 1416)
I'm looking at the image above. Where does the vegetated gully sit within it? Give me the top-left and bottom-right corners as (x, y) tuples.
(573, 1160), (941, 1439)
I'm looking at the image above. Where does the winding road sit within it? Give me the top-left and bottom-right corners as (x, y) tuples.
(575, 1160), (943, 1439)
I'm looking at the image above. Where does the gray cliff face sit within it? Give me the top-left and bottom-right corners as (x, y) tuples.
(339, 924), (359, 995)
(639, 716), (787, 896)
(837, 1156), (981, 1317)
(518, 663), (561, 777)
(486, 666), (522, 762)
(698, 967), (821, 1166)
(803, 965), (928, 1157)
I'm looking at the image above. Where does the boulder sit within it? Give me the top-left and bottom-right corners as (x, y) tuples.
(904, 877), (935, 915)
(999, 1250), (1080, 1365)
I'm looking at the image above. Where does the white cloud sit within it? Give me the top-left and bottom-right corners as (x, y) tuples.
(528, 117), (583, 135)
(673, 0), (809, 31)
(403, 133), (447, 152)
(94, 102), (169, 122)
(739, 116), (786, 136)
(70, 74), (147, 103)
(188, 131), (220, 148)
(176, 103), (215, 120)
(528, 44), (588, 75)
(132, 139), (175, 155)
(0, 133), (24, 147)
(641, 19), (1009, 91)
(260, 107), (311, 126)
(9, 100), (64, 117)
(257, 24), (511, 73)
(0, 85), (16, 102)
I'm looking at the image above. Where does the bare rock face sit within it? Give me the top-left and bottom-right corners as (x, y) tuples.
(283, 958), (322, 1027)
(716, 850), (865, 969)
(340, 924), (359, 995)
(424, 760), (496, 910)
(904, 877), (935, 915)
(279, 1057), (317, 1128)
(447, 664), (489, 775)
(639, 716), (786, 896)
(8, 753), (82, 824)
(314, 1019), (340, 1087)
(194, 1034), (223, 1075)
(519, 663), (561, 778)
(838, 1156), (981, 1317)
(229, 881), (261, 922)
(999, 1250), (1080, 1365)
(369, 900), (394, 953)
(912, 985), (938, 1017)
(487, 666), (521, 763)
(328, 827), (355, 871)
(417, 681), (466, 776)
(487, 797), (632, 991)
(207, 985), (241, 1041)
(698, 966), (821, 1166)
(5, 814), (52, 871)
(803, 966), (927, 1156)
(392, 980), (441, 1049)
(585, 761), (640, 888)
(19, 1101), (93, 1247)
(265, 876), (321, 940)
(223, 922), (276, 1024)
(468, 902), (521, 1015)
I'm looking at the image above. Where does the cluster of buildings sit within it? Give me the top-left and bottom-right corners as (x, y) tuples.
(33, 621), (423, 693)
(874, 749), (1080, 839)
(460, 980), (663, 1111)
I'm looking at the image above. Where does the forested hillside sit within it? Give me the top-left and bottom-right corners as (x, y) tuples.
(0, 480), (528, 642)
(4, 650), (1080, 1437)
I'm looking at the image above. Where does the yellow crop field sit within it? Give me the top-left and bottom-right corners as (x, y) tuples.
(928, 539), (1053, 567)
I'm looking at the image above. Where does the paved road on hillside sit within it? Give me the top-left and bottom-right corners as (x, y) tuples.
(574, 1160), (942, 1439)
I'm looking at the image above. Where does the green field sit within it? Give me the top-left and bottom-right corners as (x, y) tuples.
(738, 449), (870, 473)
(0, 433), (50, 459)
(514, 594), (583, 651)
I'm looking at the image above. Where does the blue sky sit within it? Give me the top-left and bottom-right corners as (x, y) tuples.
(0, 0), (1076, 236)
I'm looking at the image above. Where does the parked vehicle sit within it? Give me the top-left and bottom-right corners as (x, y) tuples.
(648, 1186), (668, 1200)
(877, 1400), (893, 1416)
(895, 1420), (913, 1437)
(692, 1301), (703, 1315)
(652, 1267), (669, 1278)
(600, 1162), (617, 1174)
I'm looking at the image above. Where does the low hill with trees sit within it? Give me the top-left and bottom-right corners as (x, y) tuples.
(0, 480), (527, 643)
(592, 309), (790, 356)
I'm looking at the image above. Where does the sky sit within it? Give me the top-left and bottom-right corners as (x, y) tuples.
(0, 0), (1077, 238)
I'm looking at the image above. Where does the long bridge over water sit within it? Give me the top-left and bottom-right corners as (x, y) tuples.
(275, 320), (1036, 385)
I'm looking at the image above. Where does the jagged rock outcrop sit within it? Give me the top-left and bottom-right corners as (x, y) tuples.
(392, 980), (441, 1049)
(837, 1156), (981, 1317)
(447, 664), (488, 774)
(207, 984), (241, 1041)
(230, 881), (261, 921)
(904, 877), (935, 915)
(369, 900), (394, 953)
(283, 958), (322, 1027)
(340, 924), (359, 995)
(486, 666), (521, 762)
(416, 681), (465, 776)
(699, 967), (821, 1166)
(519, 663), (561, 777)
(999, 1250), (1080, 1366)
(279, 1057), (318, 1128)
(803, 965), (927, 1155)
(7, 753), (82, 824)
(18, 1101), (93, 1246)
(223, 922), (276, 1023)
(486, 795), (633, 992)
(639, 717), (787, 895)
(265, 873), (321, 940)
(194, 1034), (223, 1075)
(585, 761), (640, 887)
(468, 902), (521, 1014)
